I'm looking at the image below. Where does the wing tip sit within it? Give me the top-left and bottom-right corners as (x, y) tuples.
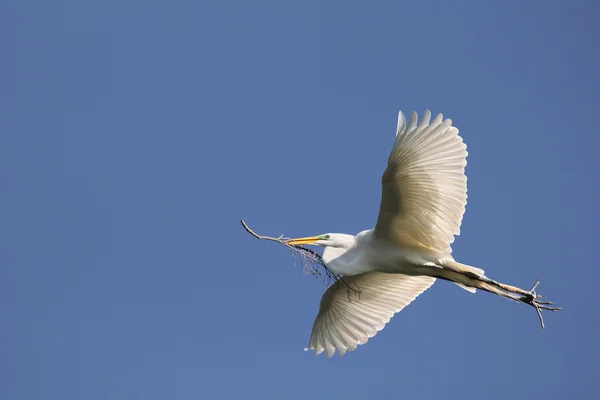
(396, 111), (406, 135)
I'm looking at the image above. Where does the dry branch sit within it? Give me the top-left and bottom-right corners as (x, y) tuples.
(241, 219), (359, 294)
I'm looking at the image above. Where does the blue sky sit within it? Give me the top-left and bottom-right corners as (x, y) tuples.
(3, 1), (599, 399)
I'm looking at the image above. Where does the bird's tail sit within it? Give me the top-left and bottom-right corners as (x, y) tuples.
(440, 260), (485, 293)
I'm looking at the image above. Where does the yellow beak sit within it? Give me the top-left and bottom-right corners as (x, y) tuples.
(285, 236), (321, 246)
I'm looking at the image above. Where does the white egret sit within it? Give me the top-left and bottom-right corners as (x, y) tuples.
(284, 110), (560, 357)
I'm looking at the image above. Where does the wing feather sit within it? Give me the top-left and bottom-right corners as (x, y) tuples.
(374, 110), (468, 252)
(306, 272), (435, 357)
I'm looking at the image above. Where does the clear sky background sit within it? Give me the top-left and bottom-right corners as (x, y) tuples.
(3, 1), (600, 399)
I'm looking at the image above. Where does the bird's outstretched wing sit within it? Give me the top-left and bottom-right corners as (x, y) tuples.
(374, 110), (468, 252)
(307, 272), (435, 357)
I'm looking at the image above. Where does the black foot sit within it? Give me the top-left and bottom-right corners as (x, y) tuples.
(519, 279), (562, 329)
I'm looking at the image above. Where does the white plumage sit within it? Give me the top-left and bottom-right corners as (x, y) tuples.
(308, 272), (435, 357)
(375, 110), (467, 252)
(283, 110), (560, 357)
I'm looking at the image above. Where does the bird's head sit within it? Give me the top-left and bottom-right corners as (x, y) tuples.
(285, 233), (355, 249)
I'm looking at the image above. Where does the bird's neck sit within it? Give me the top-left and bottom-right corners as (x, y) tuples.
(322, 240), (372, 276)
(322, 246), (352, 266)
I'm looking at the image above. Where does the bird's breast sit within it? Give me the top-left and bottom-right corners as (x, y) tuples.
(360, 238), (445, 275)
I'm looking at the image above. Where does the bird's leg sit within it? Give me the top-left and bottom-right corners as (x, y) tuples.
(477, 277), (562, 329)
(488, 280), (532, 297)
(434, 264), (562, 329)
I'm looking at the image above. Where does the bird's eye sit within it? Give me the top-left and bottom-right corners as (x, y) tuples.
(323, 235), (330, 239)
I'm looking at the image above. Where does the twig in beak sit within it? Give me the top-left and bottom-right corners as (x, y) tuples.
(241, 219), (359, 295)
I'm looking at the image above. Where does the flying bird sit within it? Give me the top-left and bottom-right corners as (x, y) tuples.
(283, 110), (560, 357)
